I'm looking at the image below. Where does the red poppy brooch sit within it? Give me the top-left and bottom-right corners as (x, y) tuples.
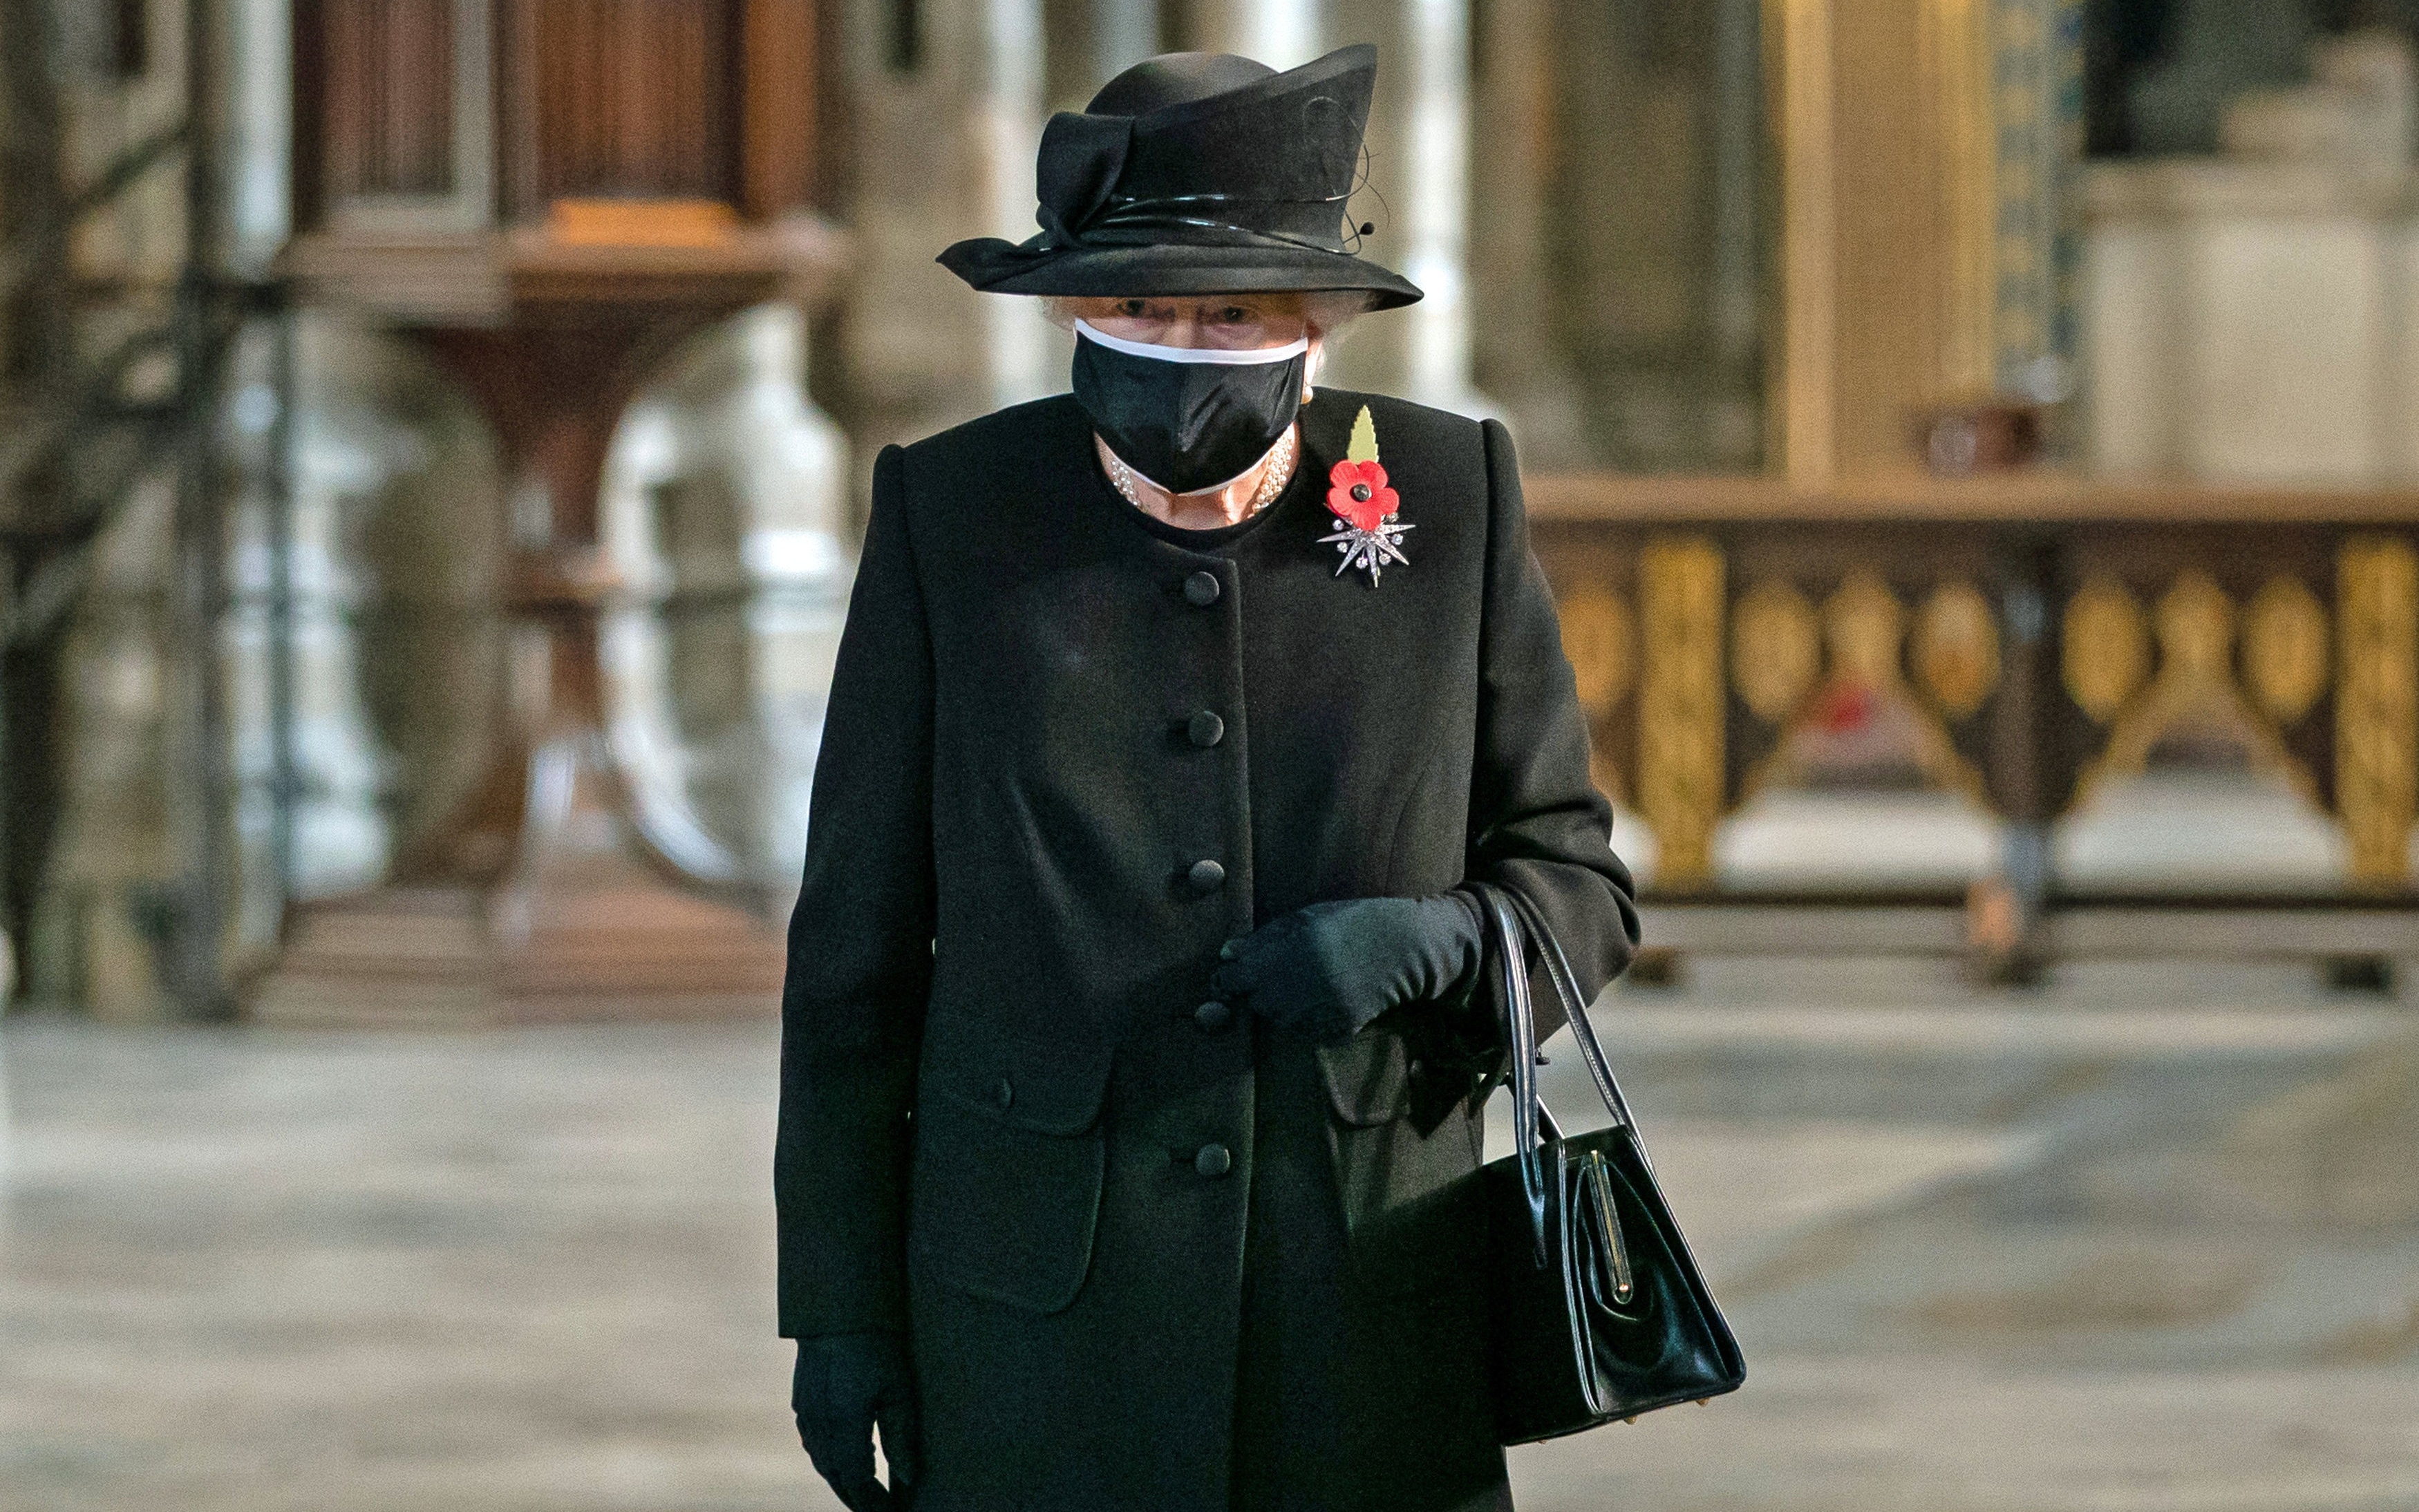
(1319, 406), (1412, 585)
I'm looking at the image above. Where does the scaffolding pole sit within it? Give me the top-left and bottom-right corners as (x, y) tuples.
(0, 0), (73, 1010)
(166, 0), (234, 1017)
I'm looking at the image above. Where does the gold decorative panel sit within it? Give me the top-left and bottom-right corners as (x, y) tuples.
(2062, 574), (2147, 722)
(1912, 580), (2001, 718)
(1825, 573), (1905, 684)
(2076, 571), (2315, 812)
(1560, 587), (1635, 719)
(1731, 580), (1820, 723)
(1738, 570), (1986, 807)
(2337, 538), (2418, 887)
(2242, 576), (2328, 725)
(2155, 572), (2233, 681)
(1637, 536), (1726, 889)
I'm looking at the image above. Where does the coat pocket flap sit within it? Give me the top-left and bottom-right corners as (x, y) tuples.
(1316, 1030), (1414, 1127)
(922, 1017), (1115, 1136)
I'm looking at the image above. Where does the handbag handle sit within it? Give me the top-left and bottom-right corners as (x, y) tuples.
(1478, 882), (1555, 1268)
(1499, 885), (1644, 1155)
(1472, 878), (1659, 1267)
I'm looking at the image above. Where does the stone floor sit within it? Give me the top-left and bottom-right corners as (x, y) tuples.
(3, 958), (2416, 1511)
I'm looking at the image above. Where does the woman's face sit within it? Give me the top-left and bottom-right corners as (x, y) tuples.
(1064, 293), (1311, 352)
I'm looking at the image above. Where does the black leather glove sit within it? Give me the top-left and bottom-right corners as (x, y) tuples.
(793, 1331), (917, 1511)
(1210, 891), (1485, 1043)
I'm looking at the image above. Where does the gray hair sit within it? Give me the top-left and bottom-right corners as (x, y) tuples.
(1036, 290), (1375, 339)
(1037, 291), (1370, 387)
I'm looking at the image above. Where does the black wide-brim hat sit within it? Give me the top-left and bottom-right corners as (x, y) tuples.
(938, 44), (1422, 310)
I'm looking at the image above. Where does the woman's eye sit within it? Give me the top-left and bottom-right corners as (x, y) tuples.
(1117, 300), (1149, 318)
(1218, 308), (1250, 323)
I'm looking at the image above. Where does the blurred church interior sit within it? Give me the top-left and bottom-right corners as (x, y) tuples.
(6, 0), (2419, 1021)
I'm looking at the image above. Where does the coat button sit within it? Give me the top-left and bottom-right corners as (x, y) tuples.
(1184, 569), (1221, 606)
(1193, 999), (1232, 1032)
(1194, 1142), (1232, 1178)
(1187, 858), (1225, 893)
(1187, 710), (1225, 748)
(995, 1077), (1015, 1111)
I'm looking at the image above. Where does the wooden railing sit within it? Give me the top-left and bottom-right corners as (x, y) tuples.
(1526, 471), (2419, 929)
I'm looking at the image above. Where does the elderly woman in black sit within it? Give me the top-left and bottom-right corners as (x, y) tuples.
(778, 44), (1637, 1512)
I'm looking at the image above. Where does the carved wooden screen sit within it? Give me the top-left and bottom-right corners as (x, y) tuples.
(294, 0), (822, 233)
(294, 0), (492, 231)
(494, 0), (746, 220)
(322, 0), (455, 197)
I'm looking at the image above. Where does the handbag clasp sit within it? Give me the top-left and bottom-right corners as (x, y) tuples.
(1582, 1149), (1635, 1305)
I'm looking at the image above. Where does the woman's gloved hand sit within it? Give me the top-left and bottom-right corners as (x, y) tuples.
(793, 1331), (918, 1511)
(1210, 890), (1485, 1043)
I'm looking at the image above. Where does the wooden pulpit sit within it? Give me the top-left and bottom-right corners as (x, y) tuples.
(260, 0), (844, 1023)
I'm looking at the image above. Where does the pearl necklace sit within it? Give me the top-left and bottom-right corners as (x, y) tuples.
(1104, 424), (1298, 522)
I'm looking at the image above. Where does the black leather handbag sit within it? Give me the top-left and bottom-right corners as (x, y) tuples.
(1469, 881), (1746, 1444)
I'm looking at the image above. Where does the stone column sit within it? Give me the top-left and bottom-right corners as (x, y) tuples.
(840, 0), (1053, 470)
(1465, 0), (1586, 463)
(1993, 0), (2086, 402)
(1391, 0), (1478, 410)
(1709, 0), (1764, 393)
(1317, 0), (1481, 413)
(1184, 0), (1324, 68)
(1093, 0), (1160, 88)
(225, 0), (290, 272)
(32, 478), (182, 1018)
(977, 0), (1054, 410)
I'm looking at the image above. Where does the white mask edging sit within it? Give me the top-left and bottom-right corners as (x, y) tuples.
(1074, 319), (1311, 366)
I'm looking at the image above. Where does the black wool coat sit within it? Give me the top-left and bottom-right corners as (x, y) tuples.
(776, 388), (1637, 1512)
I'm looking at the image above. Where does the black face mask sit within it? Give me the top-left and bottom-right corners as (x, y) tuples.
(1071, 322), (1308, 495)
